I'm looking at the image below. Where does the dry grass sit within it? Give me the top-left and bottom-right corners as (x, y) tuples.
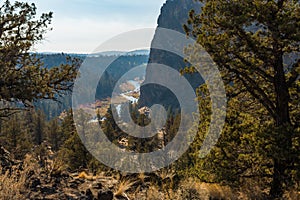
(146, 185), (165, 200)
(137, 173), (149, 185)
(155, 169), (176, 182)
(48, 157), (68, 176)
(0, 154), (37, 200)
(114, 178), (137, 198)
(179, 178), (236, 200)
(2, 153), (297, 200)
(0, 169), (26, 200)
(115, 176), (300, 200)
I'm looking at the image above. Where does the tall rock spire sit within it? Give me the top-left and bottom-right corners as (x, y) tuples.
(139, 0), (202, 110)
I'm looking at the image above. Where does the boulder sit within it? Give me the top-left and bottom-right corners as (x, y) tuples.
(97, 190), (114, 200)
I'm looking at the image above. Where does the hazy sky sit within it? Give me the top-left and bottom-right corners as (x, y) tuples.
(25, 0), (166, 53)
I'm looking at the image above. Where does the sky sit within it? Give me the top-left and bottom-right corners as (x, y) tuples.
(24, 0), (166, 53)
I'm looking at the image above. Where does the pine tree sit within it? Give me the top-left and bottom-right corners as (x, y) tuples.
(58, 110), (92, 170)
(34, 110), (46, 145)
(185, 0), (300, 197)
(0, 1), (78, 118)
(46, 118), (62, 151)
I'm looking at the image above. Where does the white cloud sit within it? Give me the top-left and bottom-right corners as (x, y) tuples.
(34, 17), (156, 53)
(26, 0), (166, 53)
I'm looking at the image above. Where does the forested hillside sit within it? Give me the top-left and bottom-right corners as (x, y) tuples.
(34, 53), (148, 119)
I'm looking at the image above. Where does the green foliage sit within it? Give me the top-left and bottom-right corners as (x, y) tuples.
(0, 1), (299, 198)
(0, 111), (33, 159)
(184, 0), (300, 198)
(0, 0), (78, 118)
(57, 110), (105, 172)
(46, 118), (62, 151)
(56, 110), (89, 170)
(0, 109), (60, 160)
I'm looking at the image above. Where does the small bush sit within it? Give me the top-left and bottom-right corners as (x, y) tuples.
(0, 154), (37, 200)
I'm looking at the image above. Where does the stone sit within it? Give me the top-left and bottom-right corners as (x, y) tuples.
(29, 178), (41, 191)
(85, 188), (94, 200)
(40, 186), (56, 195)
(92, 182), (103, 189)
(97, 190), (114, 200)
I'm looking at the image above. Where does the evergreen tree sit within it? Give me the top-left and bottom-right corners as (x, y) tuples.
(46, 118), (62, 151)
(0, 110), (35, 159)
(0, 0), (78, 118)
(33, 110), (46, 145)
(185, 0), (300, 197)
(58, 110), (92, 170)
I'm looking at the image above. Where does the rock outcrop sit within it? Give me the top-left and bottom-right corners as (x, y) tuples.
(139, 0), (203, 110)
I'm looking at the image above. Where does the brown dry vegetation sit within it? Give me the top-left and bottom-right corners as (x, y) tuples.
(0, 155), (37, 200)
(1, 160), (299, 200)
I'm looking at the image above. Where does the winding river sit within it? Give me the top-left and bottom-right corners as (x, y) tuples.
(116, 80), (141, 116)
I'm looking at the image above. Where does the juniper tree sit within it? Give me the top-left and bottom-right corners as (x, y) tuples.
(185, 0), (300, 198)
(0, 1), (78, 118)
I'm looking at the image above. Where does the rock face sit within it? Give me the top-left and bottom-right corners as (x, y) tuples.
(139, 0), (203, 110)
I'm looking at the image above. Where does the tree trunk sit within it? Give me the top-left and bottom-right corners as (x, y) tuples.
(269, 47), (292, 199)
(270, 160), (288, 199)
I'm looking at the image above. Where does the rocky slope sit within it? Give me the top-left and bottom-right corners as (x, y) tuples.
(0, 145), (116, 200)
(2, 145), (290, 199)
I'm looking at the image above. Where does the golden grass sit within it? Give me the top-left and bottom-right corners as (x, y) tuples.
(0, 154), (37, 200)
(0, 169), (26, 200)
(146, 185), (164, 200)
(114, 179), (137, 198)
(179, 178), (235, 200)
(138, 173), (149, 185)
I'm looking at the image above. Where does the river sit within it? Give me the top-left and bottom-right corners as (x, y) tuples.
(116, 80), (141, 116)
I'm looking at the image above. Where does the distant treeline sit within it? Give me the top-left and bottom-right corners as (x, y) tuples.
(34, 53), (149, 119)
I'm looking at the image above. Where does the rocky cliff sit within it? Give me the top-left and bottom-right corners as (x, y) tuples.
(139, 0), (202, 110)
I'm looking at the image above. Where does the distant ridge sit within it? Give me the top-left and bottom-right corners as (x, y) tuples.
(90, 49), (150, 57)
(35, 49), (150, 57)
